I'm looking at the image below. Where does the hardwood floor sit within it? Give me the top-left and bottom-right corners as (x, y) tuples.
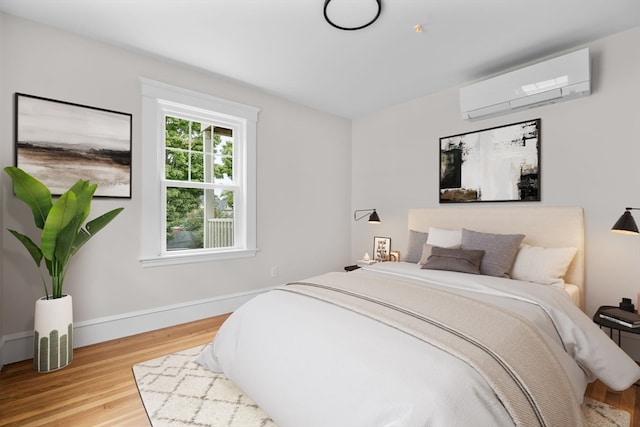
(0, 313), (638, 426)
(0, 314), (229, 426)
(585, 380), (640, 427)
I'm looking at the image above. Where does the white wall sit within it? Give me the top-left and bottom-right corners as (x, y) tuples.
(0, 14), (352, 364)
(352, 28), (640, 357)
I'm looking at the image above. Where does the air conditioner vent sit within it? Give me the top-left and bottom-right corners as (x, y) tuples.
(460, 48), (591, 121)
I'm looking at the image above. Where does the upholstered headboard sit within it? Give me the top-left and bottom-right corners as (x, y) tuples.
(408, 206), (585, 309)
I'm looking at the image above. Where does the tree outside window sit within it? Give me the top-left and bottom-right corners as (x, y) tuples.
(164, 115), (235, 251)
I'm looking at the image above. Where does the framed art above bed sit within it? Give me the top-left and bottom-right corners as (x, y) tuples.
(439, 119), (540, 203)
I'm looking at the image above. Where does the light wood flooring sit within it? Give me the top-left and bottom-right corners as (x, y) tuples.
(0, 314), (229, 426)
(0, 313), (638, 426)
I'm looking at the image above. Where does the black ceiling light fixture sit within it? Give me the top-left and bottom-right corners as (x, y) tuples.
(323, 0), (382, 31)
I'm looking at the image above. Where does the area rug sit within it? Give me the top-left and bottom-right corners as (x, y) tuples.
(133, 345), (630, 427)
(133, 345), (275, 427)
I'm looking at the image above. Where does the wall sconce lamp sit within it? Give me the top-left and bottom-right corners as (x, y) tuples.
(354, 209), (381, 224)
(611, 207), (640, 235)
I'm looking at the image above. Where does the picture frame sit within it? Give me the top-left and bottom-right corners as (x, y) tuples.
(439, 118), (540, 203)
(15, 93), (133, 198)
(373, 236), (391, 262)
(389, 250), (400, 262)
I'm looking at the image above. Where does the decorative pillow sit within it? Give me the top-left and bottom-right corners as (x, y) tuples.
(460, 229), (525, 278)
(426, 227), (462, 248)
(418, 242), (461, 266)
(510, 244), (578, 286)
(421, 247), (485, 275)
(405, 230), (429, 264)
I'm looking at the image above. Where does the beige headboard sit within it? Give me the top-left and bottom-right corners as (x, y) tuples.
(408, 206), (585, 309)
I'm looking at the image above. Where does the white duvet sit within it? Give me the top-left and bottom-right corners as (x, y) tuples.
(198, 263), (640, 427)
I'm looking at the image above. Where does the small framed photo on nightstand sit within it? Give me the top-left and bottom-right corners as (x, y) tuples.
(389, 250), (400, 262)
(373, 236), (391, 262)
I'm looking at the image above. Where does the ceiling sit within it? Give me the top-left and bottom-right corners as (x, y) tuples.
(1, 0), (639, 118)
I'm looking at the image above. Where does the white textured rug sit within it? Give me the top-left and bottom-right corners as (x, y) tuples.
(133, 345), (275, 427)
(133, 345), (630, 427)
(582, 397), (631, 427)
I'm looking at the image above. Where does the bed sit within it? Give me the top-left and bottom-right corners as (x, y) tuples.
(197, 206), (640, 427)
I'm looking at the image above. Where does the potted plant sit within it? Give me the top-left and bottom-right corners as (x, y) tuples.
(4, 166), (124, 372)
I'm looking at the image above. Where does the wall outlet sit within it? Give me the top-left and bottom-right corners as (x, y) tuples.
(270, 266), (278, 278)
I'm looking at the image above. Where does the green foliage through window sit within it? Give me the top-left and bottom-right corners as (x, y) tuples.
(164, 115), (235, 250)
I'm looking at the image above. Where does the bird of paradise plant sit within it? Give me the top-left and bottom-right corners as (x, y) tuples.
(4, 166), (124, 299)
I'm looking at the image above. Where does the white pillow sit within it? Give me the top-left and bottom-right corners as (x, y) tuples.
(426, 226), (462, 248)
(510, 244), (577, 286)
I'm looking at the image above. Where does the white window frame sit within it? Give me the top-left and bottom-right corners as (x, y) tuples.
(140, 78), (259, 267)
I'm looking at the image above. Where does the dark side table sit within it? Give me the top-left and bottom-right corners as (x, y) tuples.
(593, 305), (640, 346)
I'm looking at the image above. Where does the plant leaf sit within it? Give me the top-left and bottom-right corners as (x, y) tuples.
(7, 229), (43, 266)
(72, 208), (124, 255)
(55, 214), (84, 267)
(71, 228), (91, 255)
(41, 191), (77, 261)
(70, 179), (97, 225)
(86, 208), (124, 235)
(4, 166), (52, 229)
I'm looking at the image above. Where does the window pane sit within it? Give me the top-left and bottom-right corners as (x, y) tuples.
(212, 133), (233, 184)
(165, 116), (190, 149)
(191, 122), (203, 151)
(204, 189), (235, 248)
(165, 115), (205, 182)
(165, 148), (188, 180)
(166, 187), (204, 250)
(190, 152), (204, 182)
(166, 187), (235, 251)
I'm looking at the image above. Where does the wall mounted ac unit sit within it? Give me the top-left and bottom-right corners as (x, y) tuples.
(460, 48), (591, 121)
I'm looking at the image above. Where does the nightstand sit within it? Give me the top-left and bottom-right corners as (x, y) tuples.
(593, 305), (640, 346)
(345, 259), (378, 271)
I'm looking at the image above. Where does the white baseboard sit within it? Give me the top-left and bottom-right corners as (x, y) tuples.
(0, 287), (270, 367)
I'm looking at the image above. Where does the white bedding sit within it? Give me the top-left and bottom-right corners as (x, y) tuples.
(198, 263), (640, 427)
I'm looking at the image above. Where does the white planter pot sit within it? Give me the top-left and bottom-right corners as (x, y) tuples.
(33, 295), (73, 372)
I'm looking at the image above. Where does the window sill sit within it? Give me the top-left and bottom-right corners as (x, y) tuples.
(140, 248), (258, 268)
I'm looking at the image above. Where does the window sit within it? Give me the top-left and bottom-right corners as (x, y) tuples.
(140, 79), (259, 266)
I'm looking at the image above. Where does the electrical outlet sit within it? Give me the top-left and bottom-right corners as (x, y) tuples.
(270, 266), (278, 278)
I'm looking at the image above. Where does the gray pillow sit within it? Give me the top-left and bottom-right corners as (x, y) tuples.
(418, 242), (462, 265)
(405, 230), (428, 263)
(421, 247), (485, 275)
(460, 228), (525, 278)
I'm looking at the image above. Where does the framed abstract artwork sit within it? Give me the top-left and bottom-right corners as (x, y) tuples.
(15, 93), (132, 198)
(439, 119), (540, 203)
